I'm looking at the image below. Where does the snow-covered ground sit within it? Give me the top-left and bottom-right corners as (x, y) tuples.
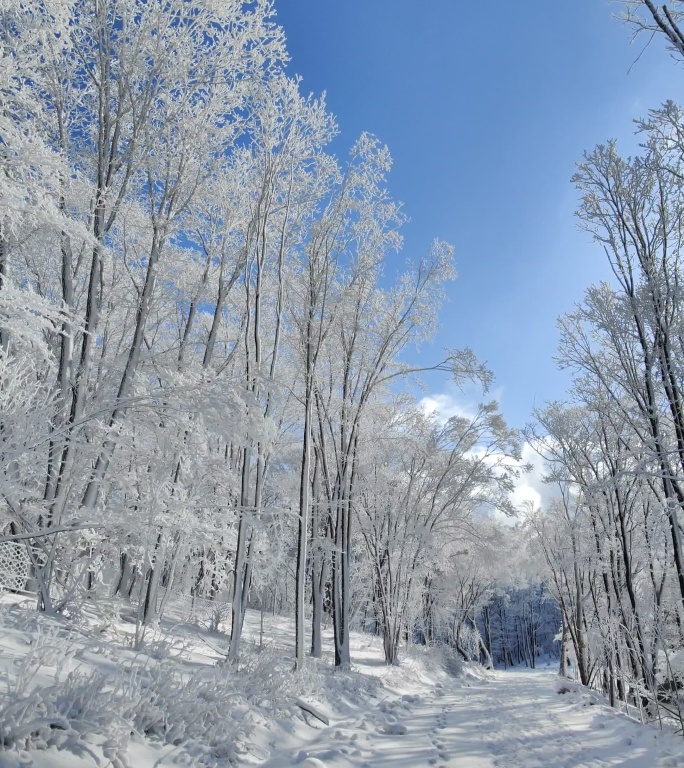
(263, 668), (684, 768)
(0, 593), (683, 768)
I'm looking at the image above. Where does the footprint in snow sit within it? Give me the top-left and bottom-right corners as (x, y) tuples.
(380, 722), (408, 735)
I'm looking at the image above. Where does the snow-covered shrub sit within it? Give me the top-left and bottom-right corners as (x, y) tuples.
(206, 600), (232, 634)
(0, 638), (255, 765)
(0, 620), (130, 765)
(0, 607), (348, 767)
(439, 646), (465, 678)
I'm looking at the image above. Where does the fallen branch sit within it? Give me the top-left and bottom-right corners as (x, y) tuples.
(296, 698), (329, 726)
(196, 633), (230, 658)
(0, 524), (104, 544)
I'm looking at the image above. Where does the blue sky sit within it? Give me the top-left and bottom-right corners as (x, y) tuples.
(275, 0), (680, 430)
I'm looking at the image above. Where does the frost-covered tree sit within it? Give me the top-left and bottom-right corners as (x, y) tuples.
(356, 400), (521, 664)
(0, 0), (529, 681)
(529, 123), (684, 700)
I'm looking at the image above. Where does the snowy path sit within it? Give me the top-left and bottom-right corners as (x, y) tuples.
(258, 670), (682, 768)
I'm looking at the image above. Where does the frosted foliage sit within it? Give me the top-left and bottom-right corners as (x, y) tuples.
(0, 542), (30, 592)
(0, 610), (337, 768)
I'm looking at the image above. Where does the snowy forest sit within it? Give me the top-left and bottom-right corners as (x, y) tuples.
(3, 1), (684, 767)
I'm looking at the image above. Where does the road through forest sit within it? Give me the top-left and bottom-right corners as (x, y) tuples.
(259, 669), (683, 768)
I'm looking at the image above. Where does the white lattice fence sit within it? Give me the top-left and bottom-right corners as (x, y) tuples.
(0, 541), (31, 592)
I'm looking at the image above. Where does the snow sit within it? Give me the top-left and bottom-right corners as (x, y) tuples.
(257, 665), (684, 768)
(0, 594), (682, 768)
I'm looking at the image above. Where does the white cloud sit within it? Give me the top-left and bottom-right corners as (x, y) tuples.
(511, 439), (557, 516)
(418, 382), (504, 425)
(418, 390), (558, 518)
(511, 480), (543, 511)
(418, 393), (475, 424)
